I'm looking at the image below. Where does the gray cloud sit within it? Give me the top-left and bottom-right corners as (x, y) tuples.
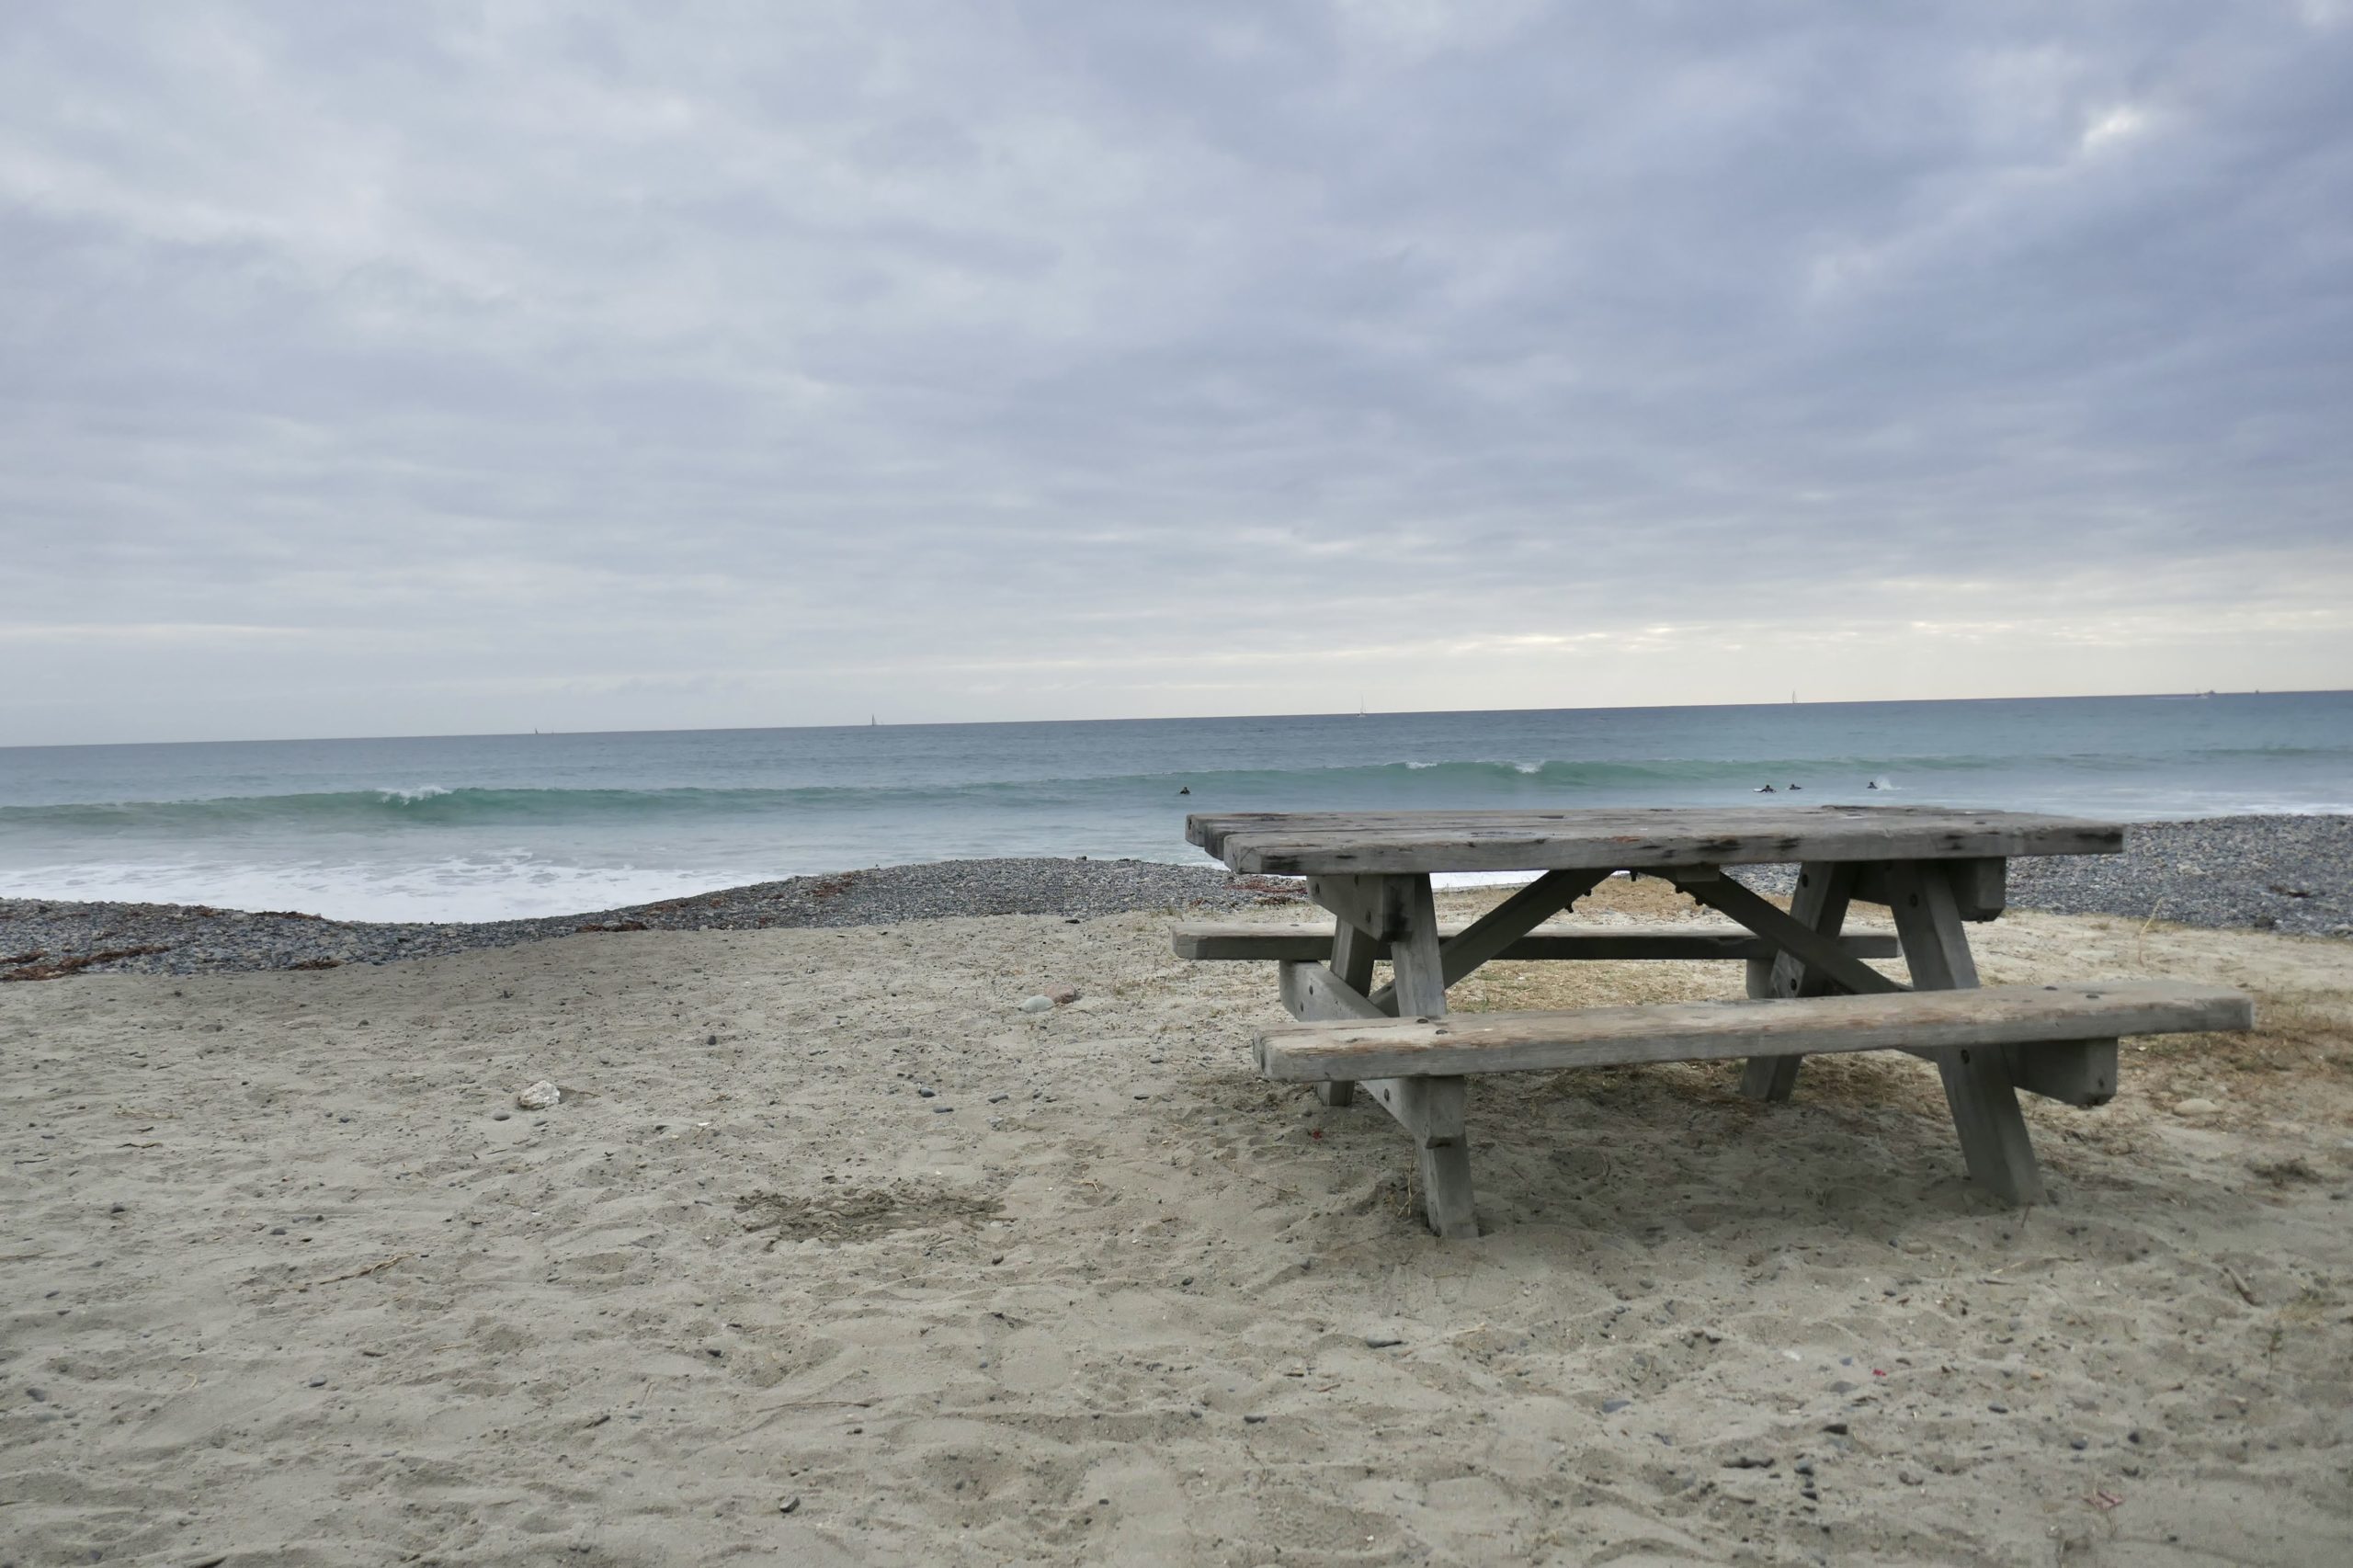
(2, 0), (2347, 742)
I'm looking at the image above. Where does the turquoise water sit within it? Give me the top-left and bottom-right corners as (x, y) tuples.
(1, 692), (2347, 920)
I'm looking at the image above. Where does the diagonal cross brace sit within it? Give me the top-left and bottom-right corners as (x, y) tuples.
(1658, 868), (1906, 997)
(1367, 868), (1609, 1014)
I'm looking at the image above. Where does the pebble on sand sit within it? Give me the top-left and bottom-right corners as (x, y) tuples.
(1017, 994), (1054, 1015)
(2173, 1097), (2222, 1117)
(517, 1080), (562, 1110)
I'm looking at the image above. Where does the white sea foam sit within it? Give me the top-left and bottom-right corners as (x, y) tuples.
(0, 856), (769, 923)
(378, 785), (453, 804)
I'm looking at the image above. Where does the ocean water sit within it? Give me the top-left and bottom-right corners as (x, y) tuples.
(2, 692), (2347, 922)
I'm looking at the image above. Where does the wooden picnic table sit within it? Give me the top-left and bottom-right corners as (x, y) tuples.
(1178, 806), (2250, 1238)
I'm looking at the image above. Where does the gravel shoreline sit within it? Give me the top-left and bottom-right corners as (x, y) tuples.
(0, 858), (1302, 982)
(4, 816), (2347, 982)
(1731, 813), (2353, 939)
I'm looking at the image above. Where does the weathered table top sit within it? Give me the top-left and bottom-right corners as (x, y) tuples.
(1188, 805), (2123, 876)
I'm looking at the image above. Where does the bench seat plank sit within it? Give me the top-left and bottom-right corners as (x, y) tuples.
(1174, 922), (1900, 963)
(1256, 980), (2251, 1083)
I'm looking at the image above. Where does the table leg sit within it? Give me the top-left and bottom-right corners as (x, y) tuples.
(1291, 871), (1480, 1237)
(1888, 861), (2047, 1205)
(1315, 919), (1378, 1107)
(1738, 860), (1859, 1101)
(1384, 875), (1478, 1238)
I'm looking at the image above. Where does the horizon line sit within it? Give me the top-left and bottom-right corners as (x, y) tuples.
(2, 686), (2344, 755)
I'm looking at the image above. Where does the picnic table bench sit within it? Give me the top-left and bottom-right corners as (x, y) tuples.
(1176, 806), (2252, 1238)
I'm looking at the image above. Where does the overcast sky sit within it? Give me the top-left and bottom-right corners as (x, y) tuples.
(3, 2), (2348, 744)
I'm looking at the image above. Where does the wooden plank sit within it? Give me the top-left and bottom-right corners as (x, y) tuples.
(1279, 959), (1384, 1022)
(1318, 918), (1380, 1106)
(1170, 922), (1901, 962)
(1737, 860), (1858, 1100)
(1853, 857), (2007, 921)
(1738, 961), (1800, 1099)
(1306, 874), (1411, 940)
(1387, 876), (1449, 1019)
(1367, 868), (1608, 1011)
(1664, 869), (1904, 998)
(1331, 916), (1379, 1000)
(1890, 860), (1979, 989)
(2004, 1040), (2119, 1107)
(1886, 861), (2043, 1205)
(1252, 980), (2253, 1082)
(1188, 806), (2125, 876)
(1949, 858), (2008, 920)
(1279, 918), (1383, 1096)
(1436, 868), (1611, 979)
(1381, 876), (1477, 1237)
(1355, 1074), (1477, 1239)
(1761, 863), (1861, 1000)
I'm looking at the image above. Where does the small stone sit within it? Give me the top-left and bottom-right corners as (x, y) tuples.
(2070, 1437), (2089, 1450)
(916, 1087), (937, 1098)
(1364, 1335), (1403, 1349)
(1601, 1399), (1632, 1414)
(1046, 984), (1081, 1005)
(2173, 1097), (2220, 1117)
(779, 1496), (801, 1515)
(1899, 1470), (1924, 1486)
(492, 1111), (511, 1122)
(1017, 995), (1054, 1015)
(1243, 1414), (1267, 1425)
(517, 1080), (562, 1110)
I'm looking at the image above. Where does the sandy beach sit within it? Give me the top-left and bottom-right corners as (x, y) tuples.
(5, 873), (2350, 1565)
